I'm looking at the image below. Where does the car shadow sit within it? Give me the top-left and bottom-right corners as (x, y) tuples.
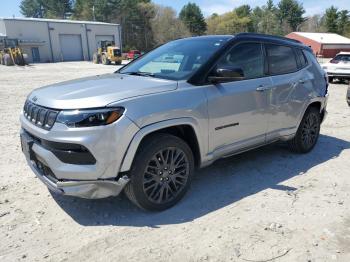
(52, 134), (350, 227)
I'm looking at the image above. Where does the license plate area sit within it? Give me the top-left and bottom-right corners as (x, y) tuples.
(20, 132), (35, 160)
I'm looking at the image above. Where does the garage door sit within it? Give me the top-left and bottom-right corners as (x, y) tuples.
(59, 34), (83, 61)
(95, 35), (115, 49)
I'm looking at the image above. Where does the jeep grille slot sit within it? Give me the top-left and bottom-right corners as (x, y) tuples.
(23, 100), (59, 130)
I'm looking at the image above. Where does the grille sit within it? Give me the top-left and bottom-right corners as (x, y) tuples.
(113, 49), (121, 57)
(23, 100), (59, 130)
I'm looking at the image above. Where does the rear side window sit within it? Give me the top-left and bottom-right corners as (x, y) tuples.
(265, 44), (298, 75)
(295, 49), (308, 68)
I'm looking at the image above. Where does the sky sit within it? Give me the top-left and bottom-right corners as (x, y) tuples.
(0, 0), (349, 18)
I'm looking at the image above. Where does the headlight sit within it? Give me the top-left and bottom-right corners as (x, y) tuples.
(56, 108), (124, 128)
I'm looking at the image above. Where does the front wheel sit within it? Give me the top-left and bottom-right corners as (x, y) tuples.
(288, 107), (321, 153)
(93, 53), (100, 64)
(101, 55), (110, 65)
(124, 134), (194, 211)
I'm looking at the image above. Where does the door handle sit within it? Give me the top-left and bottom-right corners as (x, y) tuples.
(256, 85), (269, 92)
(299, 79), (305, 84)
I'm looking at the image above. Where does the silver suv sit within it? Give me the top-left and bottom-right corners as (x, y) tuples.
(20, 34), (328, 211)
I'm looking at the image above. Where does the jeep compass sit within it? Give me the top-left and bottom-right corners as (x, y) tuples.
(20, 33), (328, 211)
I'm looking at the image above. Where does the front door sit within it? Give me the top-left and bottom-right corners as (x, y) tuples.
(206, 42), (272, 156)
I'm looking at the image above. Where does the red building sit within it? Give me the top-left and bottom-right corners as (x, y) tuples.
(286, 32), (350, 58)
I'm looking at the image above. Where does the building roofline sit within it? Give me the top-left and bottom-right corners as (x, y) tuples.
(0, 17), (120, 26)
(289, 32), (350, 44)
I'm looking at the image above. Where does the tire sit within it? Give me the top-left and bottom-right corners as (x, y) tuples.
(124, 134), (194, 211)
(93, 53), (100, 64)
(288, 107), (321, 153)
(4, 54), (13, 66)
(101, 55), (110, 65)
(328, 77), (334, 83)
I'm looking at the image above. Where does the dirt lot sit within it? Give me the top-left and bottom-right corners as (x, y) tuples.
(0, 62), (349, 262)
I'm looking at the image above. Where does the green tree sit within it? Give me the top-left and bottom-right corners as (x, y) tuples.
(266, 0), (274, 11)
(44, 0), (73, 19)
(151, 5), (190, 45)
(179, 3), (207, 36)
(206, 11), (252, 35)
(114, 0), (154, 51)
(300, 14), (326, 33)
(277, 0), (305, 33)
(234, 5), (254, 31)
(324, 6), (340, 33)
(235, 5), (252, 18)
(20, 0), (73, 19)
(20, 0), (44, 18)
(338, 10), (349, 35)
(250, 1), (279, 34)
(73, 0), (94, 21)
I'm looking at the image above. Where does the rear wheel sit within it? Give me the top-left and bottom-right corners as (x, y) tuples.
(124, 134), (194, 211)
(288, 107), (321, 153)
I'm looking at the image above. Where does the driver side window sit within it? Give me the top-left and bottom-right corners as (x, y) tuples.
(217, 43), (264, 80)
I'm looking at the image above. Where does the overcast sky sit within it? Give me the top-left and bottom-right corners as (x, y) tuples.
(0, 0), (349, 18)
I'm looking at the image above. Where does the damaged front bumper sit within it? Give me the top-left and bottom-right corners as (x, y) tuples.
(28, 159), (130, 199)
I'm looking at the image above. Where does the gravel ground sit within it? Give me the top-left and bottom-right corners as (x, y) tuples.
(0, 62), (349, 262)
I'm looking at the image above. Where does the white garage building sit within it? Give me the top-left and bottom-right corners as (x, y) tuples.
(0, 17), (121, 63)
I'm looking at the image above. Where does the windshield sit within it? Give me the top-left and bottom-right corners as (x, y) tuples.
(119, 37), (231, 81)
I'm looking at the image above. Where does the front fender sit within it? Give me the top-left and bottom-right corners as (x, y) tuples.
(119, 117), (207, 172)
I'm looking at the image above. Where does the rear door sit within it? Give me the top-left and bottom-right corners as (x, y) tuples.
(206, 42), (272, 155)
(264, 44), (307, 140)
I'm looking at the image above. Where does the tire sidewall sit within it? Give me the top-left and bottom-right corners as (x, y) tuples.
(296, 107), (321, 153)
(128, 134), (195, 211)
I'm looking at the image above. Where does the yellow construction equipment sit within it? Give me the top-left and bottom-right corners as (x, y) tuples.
(0, 39), (26, 66)
(93, 40), (122, 65)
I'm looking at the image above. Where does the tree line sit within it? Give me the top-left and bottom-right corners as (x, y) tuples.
(20, 0), (350, 51)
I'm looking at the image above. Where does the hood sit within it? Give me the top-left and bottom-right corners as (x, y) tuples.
(28, 73), (178, 109)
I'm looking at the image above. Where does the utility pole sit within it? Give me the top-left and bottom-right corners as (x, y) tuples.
(40, 4), (44, 18)
(92, 5), (96, 21)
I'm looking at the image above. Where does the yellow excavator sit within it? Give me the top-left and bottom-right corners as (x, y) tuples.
(0, 38), (26, 66)
(93, 40), (122, 65)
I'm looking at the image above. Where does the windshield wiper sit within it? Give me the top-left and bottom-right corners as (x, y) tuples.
(126, 72), (156, 77)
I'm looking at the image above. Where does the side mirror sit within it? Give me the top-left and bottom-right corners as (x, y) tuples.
(208, 66), (245, 83)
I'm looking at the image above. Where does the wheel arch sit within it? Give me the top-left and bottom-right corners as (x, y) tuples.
(119, 118), (205, 172)
(298, 98), (326, 127)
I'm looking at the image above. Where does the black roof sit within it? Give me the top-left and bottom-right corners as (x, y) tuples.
(185, 33), (309, 50)
(235, 32), (305, 47)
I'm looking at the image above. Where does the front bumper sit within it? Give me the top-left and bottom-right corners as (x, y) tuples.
(27, 157), (129, 198)
(20, 113), (139, 198)
(326, 72), (350, 78)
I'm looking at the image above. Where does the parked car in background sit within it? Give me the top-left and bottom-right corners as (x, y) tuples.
(20, 34), (328, 211)
(322, 52), (350, 83)
(127, 50), (141, 60)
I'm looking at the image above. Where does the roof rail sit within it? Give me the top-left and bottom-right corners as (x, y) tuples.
(235, 32), (302, 44)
